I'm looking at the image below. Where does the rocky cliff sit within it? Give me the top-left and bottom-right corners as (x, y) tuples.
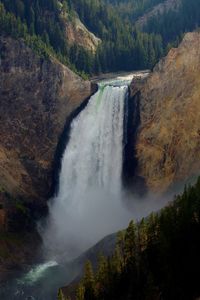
(0, 36), (94, 228)
(130, 32), (200, 193)
(58, 2), (101, 53)
(63, 14), (101, 53)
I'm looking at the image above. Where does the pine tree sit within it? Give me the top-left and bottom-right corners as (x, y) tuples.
(116, 230), (126, 267)
(76, 283), (85, 300)
(58, 288), (66, 300)
(124, 220), (136, 263)
(83, 260), (95, 300)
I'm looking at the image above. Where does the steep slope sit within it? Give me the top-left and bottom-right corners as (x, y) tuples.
(105, 0), (166, 20)
(0, 36), (93, 227)
(62, 12), (101, 53)
(135, 0), (181, 27)
(0, 0), (100, 75)
(130, 32), (200, 193)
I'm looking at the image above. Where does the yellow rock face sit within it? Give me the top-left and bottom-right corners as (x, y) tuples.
(131, 32), (200, 193)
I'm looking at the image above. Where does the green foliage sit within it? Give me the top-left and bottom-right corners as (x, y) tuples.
(75, 177), (200, 300)
(58, 289), (68, 300)
(76, 284), (85, 300)
(71, 0), (200, 72)
(83, 261), (95, 299)
(143, 0), (200, 48)
(1, 0), (200, 74)
(104, 0), (166, 21)
(71, 0), (164, 72)
(0, 2), (53, 59)
(0, 0), (164, 74)
(0, 1), (88, 77)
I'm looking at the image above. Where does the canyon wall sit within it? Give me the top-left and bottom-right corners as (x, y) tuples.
(0, 36), (94, 226)
(131, 32), (200, 193)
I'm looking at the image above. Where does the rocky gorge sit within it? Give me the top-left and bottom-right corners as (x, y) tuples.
(0, 30), (200, 284)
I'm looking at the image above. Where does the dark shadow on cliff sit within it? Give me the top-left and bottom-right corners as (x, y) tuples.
(123, 89), (147, 197)
(51, 83), (98, 198)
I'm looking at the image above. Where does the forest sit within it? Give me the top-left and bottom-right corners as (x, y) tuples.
(1, 0), (200, 75)
(67, 178), (200, 300)
(95, 0), (166, 22)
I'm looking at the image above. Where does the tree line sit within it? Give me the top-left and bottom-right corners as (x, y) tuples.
(104, 0), (166, 21)
(0, 0), (164, 75)
(66, 177), (200, 300)
(1, 0), (200, 75)
(143, 0), (200, 47)
(0, 0), (90, 78)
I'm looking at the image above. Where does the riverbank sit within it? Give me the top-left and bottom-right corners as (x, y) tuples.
(90, 70), (150, 82)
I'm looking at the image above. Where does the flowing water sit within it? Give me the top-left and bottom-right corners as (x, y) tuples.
(0, 75), (139, 300)
(43, 81), (133, 260)
(59, 84), (126, 201)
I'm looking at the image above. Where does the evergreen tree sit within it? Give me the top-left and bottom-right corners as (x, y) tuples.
(83, 260), (95, 300)
(124, 220), (136, 263)
(73, 177), (200, 300)
(76, 284), (85, 300)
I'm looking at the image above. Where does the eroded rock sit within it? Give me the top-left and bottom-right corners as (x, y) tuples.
(130, 32), (200, 193)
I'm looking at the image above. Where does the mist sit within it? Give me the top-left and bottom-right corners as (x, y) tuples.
(42, 188), (130, 260)
(41, 186), (172, 262)
(39, 79), (179, 264)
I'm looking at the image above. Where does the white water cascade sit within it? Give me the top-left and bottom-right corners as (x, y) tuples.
(60, 84), (126, 200)
(43, 80), (134, 260)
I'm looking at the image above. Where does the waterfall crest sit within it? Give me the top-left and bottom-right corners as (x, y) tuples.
(43, 83), (133, 260)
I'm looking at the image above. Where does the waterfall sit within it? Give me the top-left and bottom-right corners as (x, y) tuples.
(59, 84), (126, 199)
(43, 81), (133, 261)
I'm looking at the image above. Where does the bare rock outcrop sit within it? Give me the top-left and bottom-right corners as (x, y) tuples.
(130, 32), (200, 193)
(64, 15), (101, 53)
